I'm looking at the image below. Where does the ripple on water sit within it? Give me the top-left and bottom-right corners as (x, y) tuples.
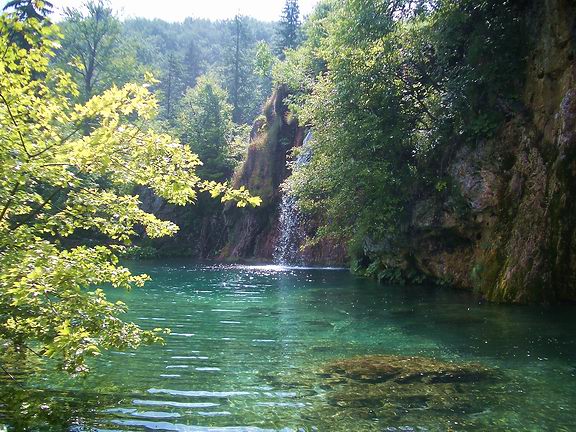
(111, 419), (281, 431)
(6, 263), (576, 432)
(147, 389), (257, 398)
(133, 400), (220, 409)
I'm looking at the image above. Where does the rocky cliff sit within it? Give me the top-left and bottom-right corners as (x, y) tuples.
(138, 86), (347, 265)
(219, 86), (347, 264)
(365, 0), (576, 303)
(137, 187), (228, 258)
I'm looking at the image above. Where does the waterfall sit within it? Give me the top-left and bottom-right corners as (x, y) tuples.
(273, 131), (313, 265)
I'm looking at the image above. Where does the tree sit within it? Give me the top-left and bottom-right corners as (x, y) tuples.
(3, 0), (53, 51)
(254, 41), (276, 97)
(2, 0), (53, 21)
(183, 39), (203, 89)
(223, 15), (259, 124)
(177, 75), (235, 181)
(58, 0), (120, 101)
(159, 52), (185, 120)
(0, 15), (260, 374)
(276, 0), (527, 280)
(276, 0), (301, 58)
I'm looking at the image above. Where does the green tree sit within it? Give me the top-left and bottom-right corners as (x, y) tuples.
(2, 0), (53, 21)
(223, 15), (259, 123)
(177, 75), (235, 181)
(254, 40), (276, 97)
(276, 0), (527, 262)
(58, 0), (120, 101)
(183, 39), (203, 89)
(0, 15), (260, 374)
(275, 0), (301, 58)
(159, 52), (185, 120)
(3, 0), (53, 51)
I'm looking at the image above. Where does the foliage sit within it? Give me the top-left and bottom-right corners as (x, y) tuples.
(3, 0), (53, 21)
(56, 0), (123, 101)
(55, 7), (276, 125)
(222, 15), (263, 124)
(177, 74), (235, 181)
(276, 0), (528, 253)
(158, 52), (185, 119)
(254, 41), (276, 79)
(275, 0), (301, 58)
(0, 15), (260, 373)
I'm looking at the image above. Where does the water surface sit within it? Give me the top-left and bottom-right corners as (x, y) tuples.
(1, 261), (576, 431)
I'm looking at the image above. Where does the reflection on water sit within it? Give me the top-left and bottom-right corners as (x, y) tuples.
(1, 261), (576, 431)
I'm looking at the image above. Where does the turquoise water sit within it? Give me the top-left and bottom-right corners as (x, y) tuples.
(2, 261), (576, 431)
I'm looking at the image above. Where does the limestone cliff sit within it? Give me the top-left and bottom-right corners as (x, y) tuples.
(219, 86), (347, 264)
(365, 0), (576, 303)
(137, 86), (347, 265)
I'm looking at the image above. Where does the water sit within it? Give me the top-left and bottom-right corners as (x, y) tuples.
(273, 132), (313, 265)
(273, 192), (305, 265)
(1, 261), (576, 431)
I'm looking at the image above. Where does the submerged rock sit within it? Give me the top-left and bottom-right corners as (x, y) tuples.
(315, 355), (497, 422)
(257, 354), (503, 430)
(322, 355), (493, 385)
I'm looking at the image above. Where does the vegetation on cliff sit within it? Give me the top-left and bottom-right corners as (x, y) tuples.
(276, 0), (527, 253)
(272, 0), (575, 302)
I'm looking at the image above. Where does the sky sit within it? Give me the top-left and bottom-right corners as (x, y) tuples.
(23, 0), (322, 22)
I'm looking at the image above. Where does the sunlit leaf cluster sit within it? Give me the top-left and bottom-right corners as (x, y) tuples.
(0, 14), (259, 373)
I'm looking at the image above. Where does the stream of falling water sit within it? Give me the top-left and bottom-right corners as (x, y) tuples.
(273, 131), (313, 265)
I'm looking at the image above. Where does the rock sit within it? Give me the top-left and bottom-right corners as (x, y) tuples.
(362, 0), (576, 303)
(255, 354), (500, 430)
(220, 86), (348, 265)
(322, 355), (493, 385)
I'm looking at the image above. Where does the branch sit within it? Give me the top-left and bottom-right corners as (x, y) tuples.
(0, 361), (23, 386)
(11, 188), (62, 231)
(0, 91), (31, 158)
(0, 182), (21, 222)
(29, 124), (83, 159)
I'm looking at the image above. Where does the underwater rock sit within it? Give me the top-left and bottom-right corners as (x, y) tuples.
(257, 354), (501, 430)
(322, 355), (493, 385)
(308, 354), (498, 424)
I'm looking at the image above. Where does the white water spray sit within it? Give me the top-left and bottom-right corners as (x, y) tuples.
(273, 131), (313, 265)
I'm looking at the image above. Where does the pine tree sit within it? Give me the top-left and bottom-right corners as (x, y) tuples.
(223, 15), (258, 124)
(160, 53), (185, 120)
(276, 0), (301, 58)
(183, 40), (202, 89)
(3, 0), (53, 21)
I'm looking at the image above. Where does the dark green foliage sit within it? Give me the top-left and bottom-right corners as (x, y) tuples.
(223, 15), (260, 123)
(183, 39), (203, 88)
(159, 52), (185, 119)
(275, 0), (301, 58)
(276, 0), (529, 259)
(177, 75), (235, 181)
(120, 16), (275, 125)
(3, 0), (53, 21)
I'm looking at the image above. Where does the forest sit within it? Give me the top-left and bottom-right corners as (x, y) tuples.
(1, 0), (575, 430)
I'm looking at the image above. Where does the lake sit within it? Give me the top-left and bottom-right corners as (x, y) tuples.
(1, 261), (576, 431)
